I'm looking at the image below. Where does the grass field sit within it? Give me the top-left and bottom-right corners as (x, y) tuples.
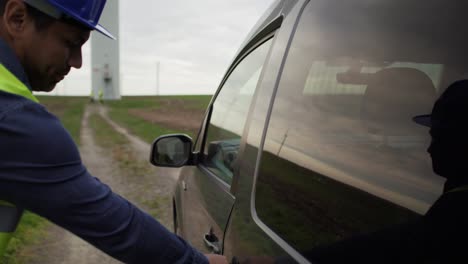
(106, 95), (211, 143)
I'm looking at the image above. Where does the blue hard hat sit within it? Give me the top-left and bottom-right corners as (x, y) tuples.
(23, 0), (115, 39)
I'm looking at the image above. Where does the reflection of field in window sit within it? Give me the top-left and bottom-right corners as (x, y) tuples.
(204, 126), (239, 185)
(224, 144), (284, 257)
(256, 151), (419, 255)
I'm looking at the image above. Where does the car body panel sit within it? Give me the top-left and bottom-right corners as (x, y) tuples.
(223, 1), (311, 263)
(175, 165), (234, 253)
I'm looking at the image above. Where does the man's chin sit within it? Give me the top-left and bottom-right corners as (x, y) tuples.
(32, 83), (56, 92)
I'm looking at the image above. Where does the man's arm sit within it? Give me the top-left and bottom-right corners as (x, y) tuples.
(206, 254), (229, 264)
(0, 102), (210, 263)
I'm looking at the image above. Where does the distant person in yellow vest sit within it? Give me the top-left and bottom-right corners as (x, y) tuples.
(89, 89), (94, 103)
(0, 0), (226, 263)
(98, 87), (103, 103)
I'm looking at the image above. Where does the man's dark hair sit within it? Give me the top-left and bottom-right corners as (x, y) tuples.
(0, 0), (6, 15)
(25, 4), (55, 30)
(0, 0), (54, 30)
(0, 0), (89, 32)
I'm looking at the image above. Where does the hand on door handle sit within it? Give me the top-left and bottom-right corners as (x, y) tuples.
(205, 254), (229, 264)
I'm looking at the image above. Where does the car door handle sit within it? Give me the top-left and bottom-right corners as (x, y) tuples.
(203, 227), (221, 254)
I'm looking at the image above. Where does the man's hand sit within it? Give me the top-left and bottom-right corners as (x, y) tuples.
(205, 254), (229, 264)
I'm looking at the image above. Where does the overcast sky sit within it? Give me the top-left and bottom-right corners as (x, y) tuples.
(46, 0), (275, 96)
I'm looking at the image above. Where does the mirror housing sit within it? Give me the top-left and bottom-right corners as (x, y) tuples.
(150, 134), (197, 167)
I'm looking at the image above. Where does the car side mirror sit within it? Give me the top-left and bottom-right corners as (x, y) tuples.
(150, 134), (196, 167)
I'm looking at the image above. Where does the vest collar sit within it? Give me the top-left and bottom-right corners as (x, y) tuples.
(0, 37), (33, 91)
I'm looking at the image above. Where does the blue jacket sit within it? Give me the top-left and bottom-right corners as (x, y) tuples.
(0, 37), (207, 264)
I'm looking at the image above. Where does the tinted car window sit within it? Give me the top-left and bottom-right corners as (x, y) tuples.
(255, 0), (468, 261)
(203, 38), (273, 185)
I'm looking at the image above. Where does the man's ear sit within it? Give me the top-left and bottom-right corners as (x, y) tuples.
(2, 0), (31, 38)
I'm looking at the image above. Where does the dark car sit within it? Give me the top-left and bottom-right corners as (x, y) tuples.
(150, 0), (468, 263)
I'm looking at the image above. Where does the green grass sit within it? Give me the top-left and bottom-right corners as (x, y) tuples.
(106, 95), (211, 143)
(106, 95), (211, 111)
(88, 113), (166, 219)
(109, 107), (179, 143)
(89, 112), (129, 148)
(2, 212), (49, 264)
(2, 96), (87, 264)
(88, 113), (152, 178)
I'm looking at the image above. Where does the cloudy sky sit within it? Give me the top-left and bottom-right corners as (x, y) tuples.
(47, 0), (275, 96)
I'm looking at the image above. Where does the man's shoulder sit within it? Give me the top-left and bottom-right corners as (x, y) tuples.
(426, 188), (468, 221)
(0, 90), (61, 124)
(0, 91), (61, 135)
(0, 90), (41, 118)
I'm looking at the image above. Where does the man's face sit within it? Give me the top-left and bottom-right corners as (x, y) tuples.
(21, 19), (90, 92)
(428, 121), (467, 178)
(428, 124), (448, 177)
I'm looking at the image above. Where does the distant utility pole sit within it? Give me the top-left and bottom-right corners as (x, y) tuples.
(156, 61), (160, 96)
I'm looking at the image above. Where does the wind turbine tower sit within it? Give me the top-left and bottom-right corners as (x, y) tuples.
(91, 0), (120, 100)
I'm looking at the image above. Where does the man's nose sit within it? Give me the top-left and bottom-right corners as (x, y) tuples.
(427, 140), (434, 155)
(68, 48), (83, 69)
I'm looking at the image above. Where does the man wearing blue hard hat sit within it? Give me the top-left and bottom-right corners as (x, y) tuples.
(0, 0), (227, 263)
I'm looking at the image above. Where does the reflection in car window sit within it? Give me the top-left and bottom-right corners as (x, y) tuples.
(254, 0), (468, 261)
(303, 61), (443, 95)
(203, 38), (273, 185)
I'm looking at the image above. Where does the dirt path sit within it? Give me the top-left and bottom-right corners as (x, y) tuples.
(23, 104), (180, 263)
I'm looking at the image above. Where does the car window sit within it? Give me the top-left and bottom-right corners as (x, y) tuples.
(254, 0), (468, 261)
(203, 38), (273, 185)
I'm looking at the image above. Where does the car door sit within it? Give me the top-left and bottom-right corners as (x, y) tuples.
(226, 0), (462, 263)
(175, 35), (275, 253)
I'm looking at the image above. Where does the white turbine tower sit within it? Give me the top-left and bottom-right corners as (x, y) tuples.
(91, 0), (120, 101)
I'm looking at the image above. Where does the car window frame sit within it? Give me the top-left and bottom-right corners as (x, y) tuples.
(198, 32), (279, 192)
(248, 1), (313, 263)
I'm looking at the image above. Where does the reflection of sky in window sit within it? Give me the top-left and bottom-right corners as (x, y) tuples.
(304, 61), (443, 95)
(390, 62), (443, 91)
(240, 67), (262, 94)
(210, 41), (271, 135)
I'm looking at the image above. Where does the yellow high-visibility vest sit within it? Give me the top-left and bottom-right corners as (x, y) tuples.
(0, 64), (38, 102)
